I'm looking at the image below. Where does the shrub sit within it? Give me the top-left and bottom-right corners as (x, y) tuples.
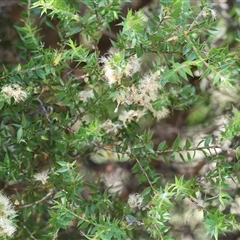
(0, 0), (239, 239)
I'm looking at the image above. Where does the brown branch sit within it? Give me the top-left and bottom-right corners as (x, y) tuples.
(0, 64), (48, 81)
(17, 187), (56, 209)
(35, 98), (52, 123)
(22, 223), (38, 240)
(157, 145), (222, 154)
(135, 157), (155, 189)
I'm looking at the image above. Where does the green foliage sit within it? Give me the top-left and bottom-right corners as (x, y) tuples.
(221, 108), (240, 141)
(0, 0), (239, 239)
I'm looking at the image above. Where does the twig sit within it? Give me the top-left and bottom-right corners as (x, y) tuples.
(91, 141), (224, 157)
(73, 73), (90, 81)
(157, 145), (222, 154)
(17, 187), (56, 209)
(0, 64), (48, 81)
(35, 98), (52, 123)
(22, 223), (38, 240)
(60, 205), (104, 228)
(135, 157), (154, 189)
(188, 8), (204, 32)
(51, 230), (59, 240)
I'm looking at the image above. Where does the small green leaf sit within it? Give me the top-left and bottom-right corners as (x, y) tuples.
(36, 69), (45, 79)
(178, 69), (188, 81)
(41, 135), (49, 141)
(183, 44), (192, 55)
(173, 135), (180, 150)
(187, 152), (192, 162)
(179, 152), (186, 162)
(204, 135), (212, 147)
(163, 154), (170, 164)
(56, 168), (68, 173)
(201, 68), (211, 79)
(21, 113), (27, 127)
(184, 139), (191, 149)
(0, 101), (4, 110)
(187, 52), (197, 61)
(157, 141), (168, 151)
(141, 187), (151, 197)
(197, 140), (204, 147)
(183, 66), (193, 77)
(213, 74), (220, 85)
(79, 221), (89, 228)
(219, 191), (232, 206)
(17, 127), (23, 143)
(17, 63), (22, 72)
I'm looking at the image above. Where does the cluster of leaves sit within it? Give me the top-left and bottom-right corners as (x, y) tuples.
(0, 0), (239, 239)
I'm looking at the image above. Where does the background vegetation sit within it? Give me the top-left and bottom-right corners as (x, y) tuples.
(0, 0), (239, 239)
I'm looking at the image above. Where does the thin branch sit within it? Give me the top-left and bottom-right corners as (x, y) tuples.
(72, 73), (90, 81)
(22, 223), (38, 240)
(91, 142), (224, 157)
(135, 157), (155, 189)
(35, 98), (52, 123)
(157, 145), (222, 154)
(60, 205), (104, 228)
(0, 64), (48, 81)
(17, 187), (56, 209)
(188, 8), (204, 32)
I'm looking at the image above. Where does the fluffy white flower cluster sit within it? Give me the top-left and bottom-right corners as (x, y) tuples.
(0, 193), (17, 238)
(100, 51), (169, 130)
(100, 119), (120, 135)
(34, 169), (50, 185)
(114, 71), (169, 121)
(201, 7), (217, 20)
(127, 193), (143, 210)
(100, 110), (146, 134)
(123, 55), (141, 77)
(101, 53), (141, 87)
(79, 89), (94, 103)
(1, 84), (27, 103)
(119, 109), (146, 126)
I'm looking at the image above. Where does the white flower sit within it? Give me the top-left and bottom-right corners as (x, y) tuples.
(151, 107), (170, 121)
(0, 216), (16, 238)
(0, 193), (16, 217)
(128, 193), (143, 210)
(201, 8), (217, 20)
(101, 52), (124, 87)
(0, 193), (17, 238)
(124, 55), (141, 77)
(201, 10), (209, 18)
(209, 9), (217, 20)
(119, 110), (145, 126)
(160, 66), (166, 73)
(114, 86), (141, 112)
(100, 119), (120, 135)
(104, 65), (122, 86)
(99, 55), (108, 65)
(1, 84), (27, 103)
(138, 72), (161, 100)
(34, 169), (49, 184)
(79, 89), (94, 102)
